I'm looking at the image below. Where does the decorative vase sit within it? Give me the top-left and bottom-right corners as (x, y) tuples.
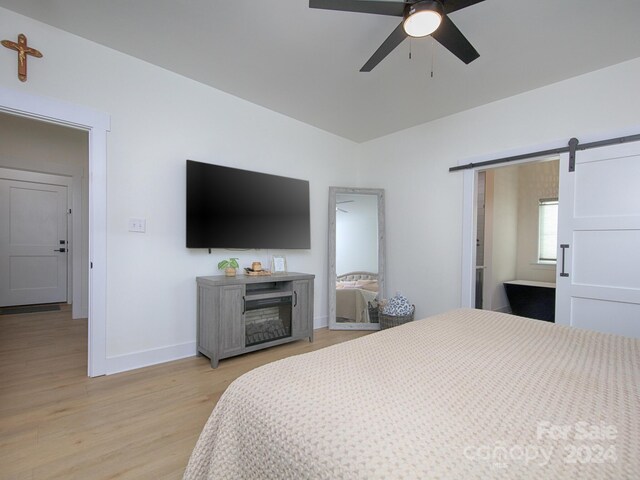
(225, 267), (236, 277)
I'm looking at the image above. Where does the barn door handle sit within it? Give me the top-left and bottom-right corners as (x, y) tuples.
(242, 296), (246, 314)
(559, 244), (569, 277)
(294, 291), (298, 307)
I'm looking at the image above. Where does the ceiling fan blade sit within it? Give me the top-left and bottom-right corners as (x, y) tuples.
(360, 22), (407, 72)
(442, 0), (485, 14)
(309, 0), (407, 17)
(431, 15), (479, 64)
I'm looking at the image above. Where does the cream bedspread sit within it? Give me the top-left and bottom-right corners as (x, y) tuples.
(184, 308), (640, 479)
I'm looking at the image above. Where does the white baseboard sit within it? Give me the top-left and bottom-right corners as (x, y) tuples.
(106, 317), (329, 375)
(106, 341), (196, 375)
(71, 306), (88, 320)
(314, 315), (328, 329)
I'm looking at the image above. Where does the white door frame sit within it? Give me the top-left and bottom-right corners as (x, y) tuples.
(459, 141), (565, 308)
(0, 86), (110, 377)
(459, 127), (640, 310)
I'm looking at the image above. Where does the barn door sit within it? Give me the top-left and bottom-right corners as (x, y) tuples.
(0, 178), (69, 306)
(555, 141), (640, 337)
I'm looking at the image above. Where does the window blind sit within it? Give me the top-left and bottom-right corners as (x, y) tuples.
(538, 199), (558, 262)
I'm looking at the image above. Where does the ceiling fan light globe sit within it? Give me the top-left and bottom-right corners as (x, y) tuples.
(403, 10), (442, 38)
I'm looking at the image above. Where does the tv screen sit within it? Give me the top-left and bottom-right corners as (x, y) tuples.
(186, 160), (311, 249)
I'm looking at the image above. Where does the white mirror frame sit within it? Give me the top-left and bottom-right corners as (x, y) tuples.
(328, 187), (386, 330)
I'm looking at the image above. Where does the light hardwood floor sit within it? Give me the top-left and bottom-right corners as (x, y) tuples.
(0, 306), (371, 479)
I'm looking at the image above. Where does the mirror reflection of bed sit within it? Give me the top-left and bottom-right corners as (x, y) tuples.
(335, 272), (378, 323)
(329, 188), (385, 330)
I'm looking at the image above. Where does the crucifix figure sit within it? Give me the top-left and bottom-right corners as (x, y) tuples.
(1, 33), (43, 82)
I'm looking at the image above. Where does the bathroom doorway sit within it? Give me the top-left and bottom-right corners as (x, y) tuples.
(475, 158), (559, 318)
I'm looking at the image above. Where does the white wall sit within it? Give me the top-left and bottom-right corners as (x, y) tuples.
(0, 113), (89, 316)
(0, 7), (360, 371)
(515, 160), (559, 283)
(335, 193), (378, 275)
(358, 56), (640, 319)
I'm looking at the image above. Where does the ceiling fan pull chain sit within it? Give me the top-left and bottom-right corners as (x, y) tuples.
(430, 37), (435, 78)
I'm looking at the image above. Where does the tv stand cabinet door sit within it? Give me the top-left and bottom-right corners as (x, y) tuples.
(219, 285), (245, 357)
(292, 279), (313, 341)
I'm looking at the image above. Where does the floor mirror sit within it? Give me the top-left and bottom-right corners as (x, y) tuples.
(328, 187), (385, 330)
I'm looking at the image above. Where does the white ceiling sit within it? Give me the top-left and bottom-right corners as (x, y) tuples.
(2, 0), (639, 142)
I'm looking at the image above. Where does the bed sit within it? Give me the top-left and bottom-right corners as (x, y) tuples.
(335, 271), (378, 322)
(184, 308), (640, 479)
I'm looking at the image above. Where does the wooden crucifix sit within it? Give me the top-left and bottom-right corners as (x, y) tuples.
(1, 33), (43, 82)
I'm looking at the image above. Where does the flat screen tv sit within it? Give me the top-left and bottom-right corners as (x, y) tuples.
(186, 160), (310, 249)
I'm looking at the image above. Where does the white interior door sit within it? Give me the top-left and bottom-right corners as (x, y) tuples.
(0, 179), (68, 306)
(556, 141), (640, 338)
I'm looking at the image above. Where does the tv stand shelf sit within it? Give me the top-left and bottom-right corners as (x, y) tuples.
(196, 272), (315, 368)
(246, 290), (293, 301)
(245, 281), (293, 300)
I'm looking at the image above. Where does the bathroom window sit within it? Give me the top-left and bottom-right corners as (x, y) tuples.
(538, 198), (558, 263)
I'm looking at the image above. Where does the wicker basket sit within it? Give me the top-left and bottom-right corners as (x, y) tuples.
(367, 302), (379, 323)
(378, 305), (415, 330)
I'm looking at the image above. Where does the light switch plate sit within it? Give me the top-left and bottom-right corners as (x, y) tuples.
(128, 218), (146, 233)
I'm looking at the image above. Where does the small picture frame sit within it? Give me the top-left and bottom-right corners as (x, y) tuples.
(271, 255), (287, 274)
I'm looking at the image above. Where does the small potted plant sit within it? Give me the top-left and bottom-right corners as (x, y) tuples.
(218, 257), (240, 277)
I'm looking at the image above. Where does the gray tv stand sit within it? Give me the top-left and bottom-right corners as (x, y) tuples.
(196, 272), (314, 368)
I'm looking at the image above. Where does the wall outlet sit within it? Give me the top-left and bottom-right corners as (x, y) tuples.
(128, 218), (146, 233)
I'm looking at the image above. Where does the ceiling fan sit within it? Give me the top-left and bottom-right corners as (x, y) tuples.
(336, 199), (354, 213)
(309, 0), (484, 72)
